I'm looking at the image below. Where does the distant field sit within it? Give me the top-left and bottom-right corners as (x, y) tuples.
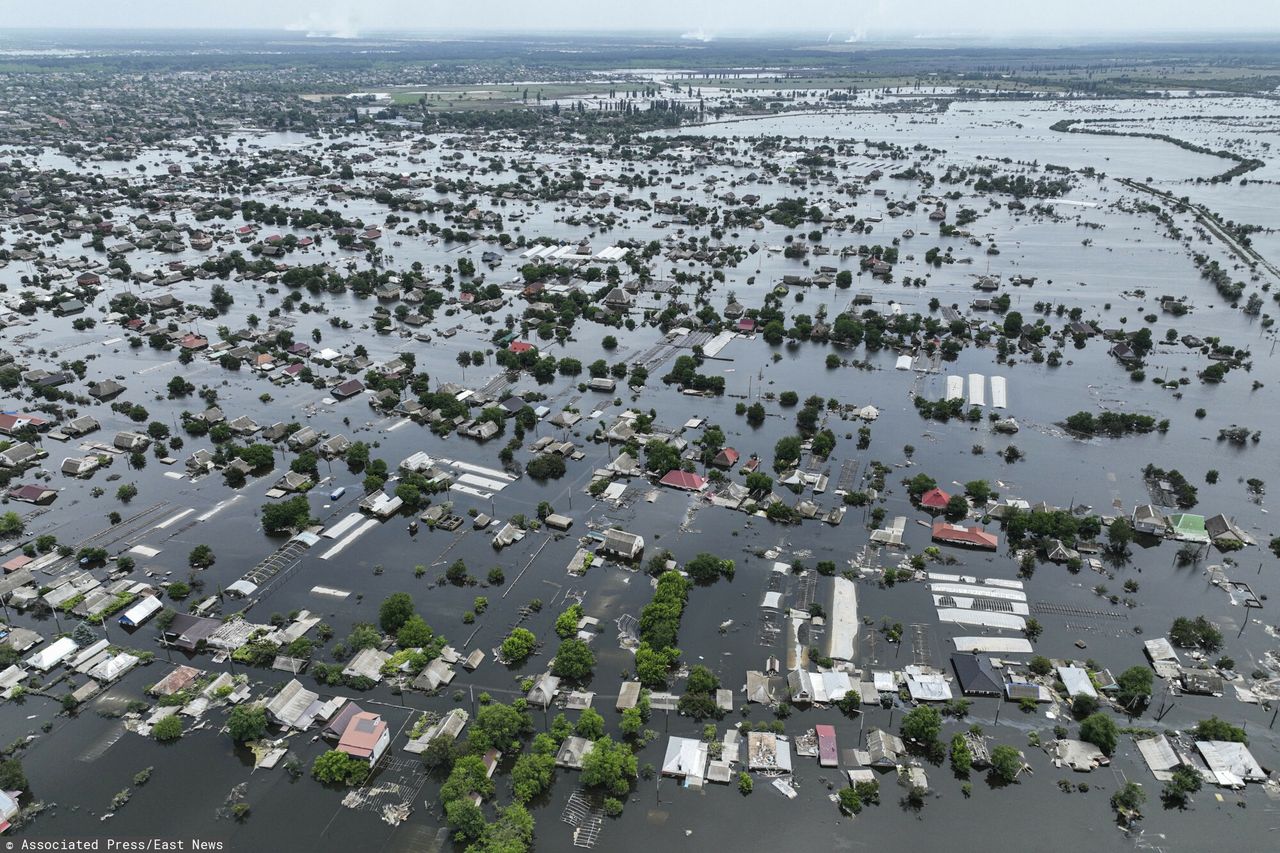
(387, 82), (623, 109)
(671, 65), (1280, 95)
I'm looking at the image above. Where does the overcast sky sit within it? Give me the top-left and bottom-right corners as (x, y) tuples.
(4, 0), (1275, 37)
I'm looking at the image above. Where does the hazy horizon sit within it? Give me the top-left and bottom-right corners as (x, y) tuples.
(2, 1), (1276, 41)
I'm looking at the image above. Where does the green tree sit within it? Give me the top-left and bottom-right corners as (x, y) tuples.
(551, 638), (595, 681)
(1108, 517), (1133, 551)
(1193, 716), (1247, 744)
(153, 715), (184, 742)
(445, 559), (468, 584)
(944, 493), (969, 521)
(989, 745), (1022, 783)
(686, 665), (720, 695)
(580, 736), (636, 796)
(1071, 694), (1100, 720)
(837, 786), (863, 815)
(395, 482), (422, 509)
(473, 803), (535, 852)
(469, 701), (532, 754)
(226, 704), (268, 743)
(396, 615), (434, 648)
(422, 735), (461, 771)
(684, 553), (734, 584)
(378, 592), (415, 634)
(574, 707), (606, 740)
(0, 758), (26, 792)
(525, 454), (566, 480)
(500, 628), (537, 664)
(907, 472), (937, 497)
(773, 435), (802, 470)
(346, 623), (382, 651)
(238, 443), (275, 470)
(620, 706), (645, 738)
(444, 798), (485, 841)
(900, 705), (942, 745)
(554, 604), (583, 639)
(1111, 781), (1146, 818)
(261, 496), (311, 534)
(510, 751), (556, 803)
(0, 512), (24, 537)
(644, 439), (681, 476)
(949, 733), (973, 776)
(1162, 764), (1202, 809)
(440, 754), (495, 803)
(1169, 615), (1223, 652)
(188, 544), (216, 568)
(1079, 713), (1118, 756)
(964, 480), (992, 503)
(634, 643), (677, 687)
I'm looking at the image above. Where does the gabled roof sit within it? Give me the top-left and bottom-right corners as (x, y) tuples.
(712, 447), (740, 467)
(931, 521), (998, 550)
(920, 487), (951, 509)
(659, 470), (706, 491)
(337, 712), (387, 760)
(266, 678), (320, 728)
(950, 653), (1002, 696)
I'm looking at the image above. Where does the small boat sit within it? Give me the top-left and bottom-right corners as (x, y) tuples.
(329, 486), (346, 500)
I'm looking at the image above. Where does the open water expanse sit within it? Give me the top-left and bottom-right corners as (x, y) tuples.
(3, 91), (1280, 852)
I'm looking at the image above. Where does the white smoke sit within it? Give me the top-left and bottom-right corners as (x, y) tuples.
(286, 4), (361, 39)
(681, 28), (715, 42)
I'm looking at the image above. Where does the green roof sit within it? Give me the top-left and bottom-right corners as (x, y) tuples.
(1169, 513), (1208, 541)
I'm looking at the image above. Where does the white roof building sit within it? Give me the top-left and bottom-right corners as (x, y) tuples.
(118, 594), (164, 628)
(25, 636), (78, 671)
(1056, 665), (1098, 699)
(661, 736), (708, 780)
(1196, 741), (1266, 787)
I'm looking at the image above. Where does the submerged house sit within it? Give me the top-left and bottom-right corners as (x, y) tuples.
(601, 528), (644, 560)
(265, 679), (321, 729)
(1168, 513), (1210, 543)
(337, 712), (390, 765)
(1132, 504), (1168, 536)
(930, 521), (998, 550)
(661, 736), (709, 781)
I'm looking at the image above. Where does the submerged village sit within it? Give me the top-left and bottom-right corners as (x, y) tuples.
(0, 28), (1277, 853)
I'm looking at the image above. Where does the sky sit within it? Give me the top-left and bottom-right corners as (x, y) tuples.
(3, 0), (1276, 38)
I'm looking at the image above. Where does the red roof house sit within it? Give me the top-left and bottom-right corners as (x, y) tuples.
(337, 711), (390, 764)
(931, 521), (998, 550)
(508, 341), (535, 354)
(711, 447), (740, 469)
(659, 470), (707, 492)
(7, 484), (56, 505)
(0, 413), (50, 436)
(815, 724), (838, 767)
(919, 487), (951, 510)
(2, 554), (32, 574)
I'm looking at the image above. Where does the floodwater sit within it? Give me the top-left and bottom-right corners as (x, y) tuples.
(3, 94), (1280, 852)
